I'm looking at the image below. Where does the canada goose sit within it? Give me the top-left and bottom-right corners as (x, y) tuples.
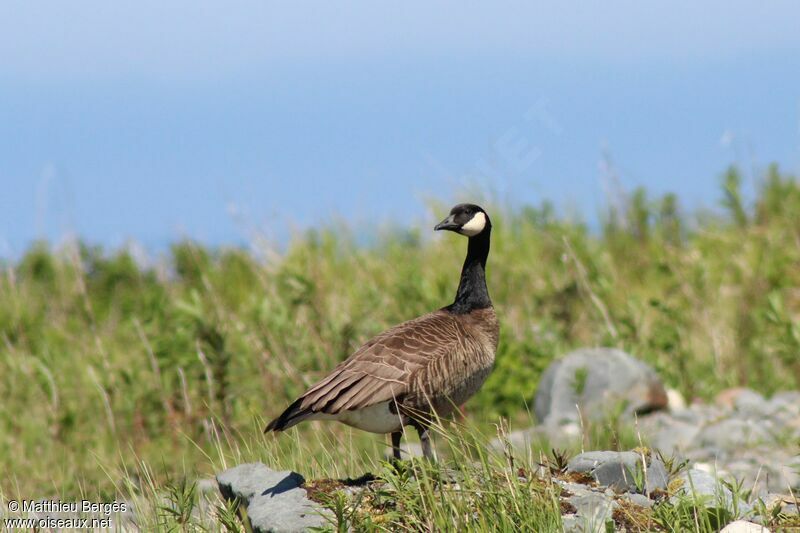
(265, 204), (499, 460)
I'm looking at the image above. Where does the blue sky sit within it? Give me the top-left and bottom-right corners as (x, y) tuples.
(1, 1), (799, 256)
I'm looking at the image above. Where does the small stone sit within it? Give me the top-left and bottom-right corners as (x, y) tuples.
(762, 492), (800, 515)
(555, 480), (596, 498)
(567, 451), (667, 494)
(568, 451), (631, 474)
(639, 412), (701, 453)
(695, 418), (771, 451)
(761, 493), (789, 510)
(620, 492), (654, 508)
(676, 468), (721, 496)
(671, 468), (742, 511)
(768, 391), (800, 414)
(715, 388), (761, 409)
(217, 463), (329, 533)
(732, 390), (769, 417)
(782, 503), (800, 515)
(644, 455), (669, 494)
(592, 457), (640, 493)
(719, 520), (771, 533)
(772, 390), (800, 401)
(566, 493), (617, 533)
(686, 447), (723, 462)
(754, 458), (798, 495)
(561, 514), (581, 533)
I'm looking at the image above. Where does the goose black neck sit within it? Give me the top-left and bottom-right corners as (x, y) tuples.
(447, 229), (492, 314)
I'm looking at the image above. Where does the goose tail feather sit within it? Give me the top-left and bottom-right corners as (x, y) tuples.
(265, 398), (314, 433)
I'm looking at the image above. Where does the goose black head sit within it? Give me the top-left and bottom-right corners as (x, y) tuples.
(434, 203), (491, 237)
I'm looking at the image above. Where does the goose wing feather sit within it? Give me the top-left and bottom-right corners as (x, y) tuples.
(266, 308), (497, 432)
(298, 310), (463, 414)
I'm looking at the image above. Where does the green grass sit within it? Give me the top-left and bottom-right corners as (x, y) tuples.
(1, 164), (800, 530)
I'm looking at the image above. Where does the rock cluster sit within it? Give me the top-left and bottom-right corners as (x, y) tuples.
(214, 453), (796, 532)
(639, 388), (800, 498)
(532, 349), (800, 500)
(212, 348), (799, 531)
(566, 450), (668, 494)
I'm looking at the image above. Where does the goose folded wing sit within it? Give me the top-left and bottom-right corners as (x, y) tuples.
(298, 313), (460, 414)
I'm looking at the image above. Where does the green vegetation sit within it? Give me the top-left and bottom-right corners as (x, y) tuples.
(1, 164), (799, 530)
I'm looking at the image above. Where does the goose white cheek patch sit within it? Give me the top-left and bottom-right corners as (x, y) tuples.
(459, 211), (486, 236)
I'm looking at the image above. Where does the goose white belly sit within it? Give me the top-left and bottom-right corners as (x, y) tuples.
(331, 401), (405, 434)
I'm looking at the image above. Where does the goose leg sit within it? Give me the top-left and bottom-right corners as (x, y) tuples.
(418, 426), (434, 461)
(391, 431), (402, 461)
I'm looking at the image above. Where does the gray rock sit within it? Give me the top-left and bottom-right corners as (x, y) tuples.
(721, 451), (800, 497)
(761, 493), (789, 510)
(644, 455), (670, 493)
(561, 514), (581, 532)
(732, 390), (769, 418)
(567, 451), (668, 494)
(719, 520), (771, 533)
(723, 459), (768, 497)
(593, 457), (642, 493)
(670, 467), (754, 515)
(686, 446), (724, 462)
(672, 405), (710, 424)
(770, 412), (800, 433)
(716, 388), (755, 409)
(563, 493), (617, 533)
(248, 488), (328, 533)
(534, 348), (667, 426)
(217, 463), (329, 533)
(765, 393), (800, 433)
(676, 468), (722, 496)
(217, 463), (297, 505)
(782, 503), (799, 515)
(620, 492), (654, 508)
(675, 403), (726, 426)
(764, 462), (800, 494)
(769, 391), (800, 412)
(649, 416), (701, 454)
(763, 493), (800, 516)
(638, 410), (700, 454)
(568, 451), (631, 474)
(555, 480), (596, 498)
(695, 419), (772, 452)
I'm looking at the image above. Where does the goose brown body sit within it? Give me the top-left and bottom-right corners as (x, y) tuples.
(266, 203), (498, 460)
(265, 306), (499, 433)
